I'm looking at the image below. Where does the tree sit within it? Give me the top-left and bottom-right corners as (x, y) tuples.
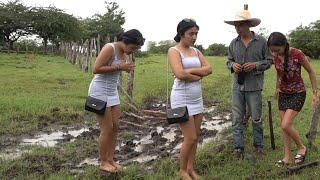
(51, 11), (81, 49)
(289, 20), (320, 58)
(205, 43), (228, 56)
(148, 40), (176, 54)
(78, 1), (125, 46)
(257, 27), (269, 39)
(0, 0), (32, 50)
(147, 41), (157, 51)
(31, 6), (81, 53)
(80, 16), (100, 40)
(97, 1), (125, 42)
(194, 44), (204, 53)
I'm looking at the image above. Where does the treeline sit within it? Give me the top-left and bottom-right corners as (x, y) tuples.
(147, 40), (228, 56)
(289, 20), (320, 59)
(146, 20), (320, 59)
(0, 0), (125, 53)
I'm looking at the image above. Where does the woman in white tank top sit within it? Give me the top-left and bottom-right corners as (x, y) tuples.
(88, 29), (144, 173)
(168, 19), (212, 180)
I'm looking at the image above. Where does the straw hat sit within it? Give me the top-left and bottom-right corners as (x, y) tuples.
(224, 4), (261, 27)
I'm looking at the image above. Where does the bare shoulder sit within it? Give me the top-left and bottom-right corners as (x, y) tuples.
(167, 46), (177, 54)
(100, 43), (114, 54)
(167, 47), (180, 57)
(195, 48), (204, 56)
(95, 43), (114, 65)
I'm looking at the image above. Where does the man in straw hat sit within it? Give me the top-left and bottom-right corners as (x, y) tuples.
(225, 4), (272, 158)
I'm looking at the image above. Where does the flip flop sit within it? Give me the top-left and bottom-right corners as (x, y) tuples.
(275, 160), (290, 168)
(294, 148), (307, 165)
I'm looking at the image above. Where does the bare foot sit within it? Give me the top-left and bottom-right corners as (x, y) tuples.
(180, 170), (193, 180)
(99, 162), (117, 173)
(109, 160), (123, 171)
(282, 158), (291, 165)
(188, 170), (201, 180)
(297, 146), (307, 155)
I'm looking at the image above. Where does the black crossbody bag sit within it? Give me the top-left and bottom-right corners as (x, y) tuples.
(85, 96), (107, 115)
(166, 47), (189, 124)
(166, 106), (189, 124)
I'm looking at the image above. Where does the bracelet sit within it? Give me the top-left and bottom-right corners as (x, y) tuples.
(312, 89), (317, 94)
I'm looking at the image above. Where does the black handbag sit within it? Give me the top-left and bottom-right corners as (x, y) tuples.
(85, 96), (107, 115)
(166, 106), (189, 124)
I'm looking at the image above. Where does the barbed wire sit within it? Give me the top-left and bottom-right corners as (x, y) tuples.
(288, 38), (320, 41)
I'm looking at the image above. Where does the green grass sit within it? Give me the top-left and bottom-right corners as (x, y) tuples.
(0, 53), (229, 137)
(0, 53), (94, 137)
(1, 53), (320, 179)
(133, 54), (232, 111)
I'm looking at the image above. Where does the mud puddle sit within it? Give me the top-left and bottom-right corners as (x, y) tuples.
(22, 127), (92, 147)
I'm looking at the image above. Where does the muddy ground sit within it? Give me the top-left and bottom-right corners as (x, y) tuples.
(0, 99), (231, 176)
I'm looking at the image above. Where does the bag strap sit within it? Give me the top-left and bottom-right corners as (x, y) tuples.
(166, 49), (171, 109)
(191, 47), (200, 57)
(171, 46), (185, 58)
(107, 43), (117, 66)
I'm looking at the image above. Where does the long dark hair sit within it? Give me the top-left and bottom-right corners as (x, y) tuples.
(117, 29), (145, 46)
(267, 32), (290, 80)
(174, 19), (199, 42)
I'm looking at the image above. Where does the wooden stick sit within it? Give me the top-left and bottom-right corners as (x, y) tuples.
(142, 109), (166, 116)
(123, 111), (145, 120)
(287, 159), (320, 173)
(123, 100), (140, 113)
(143, 116), (167, 121)
(268, 101), (276, 150)
(119, 119), (145, 128)
(306, 103), (320, 150)
(119, 85), (139, 108)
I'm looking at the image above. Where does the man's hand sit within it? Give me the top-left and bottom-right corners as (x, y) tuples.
(232, 63), (242, 73)
(243, 62), (256, 72)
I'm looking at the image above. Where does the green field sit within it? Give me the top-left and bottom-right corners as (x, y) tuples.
(0, 53), (320, 179)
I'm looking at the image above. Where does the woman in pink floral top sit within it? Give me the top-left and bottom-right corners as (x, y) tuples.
(267, 32), (318, 167)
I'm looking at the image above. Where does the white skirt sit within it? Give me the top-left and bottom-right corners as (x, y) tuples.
(88, 73), (120, 107)
(170, 80), (203, 116)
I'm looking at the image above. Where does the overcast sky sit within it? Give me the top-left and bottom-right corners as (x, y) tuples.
(7, 0), (320, 48)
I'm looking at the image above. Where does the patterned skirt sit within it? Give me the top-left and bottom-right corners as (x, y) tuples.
(278, 91), (306, 112)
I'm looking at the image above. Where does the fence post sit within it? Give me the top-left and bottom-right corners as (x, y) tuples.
(97, 34), (101, 55)
(126, 54), (135, 100)
(306, 103), (320, 150)
(25, 43), (28, 54)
